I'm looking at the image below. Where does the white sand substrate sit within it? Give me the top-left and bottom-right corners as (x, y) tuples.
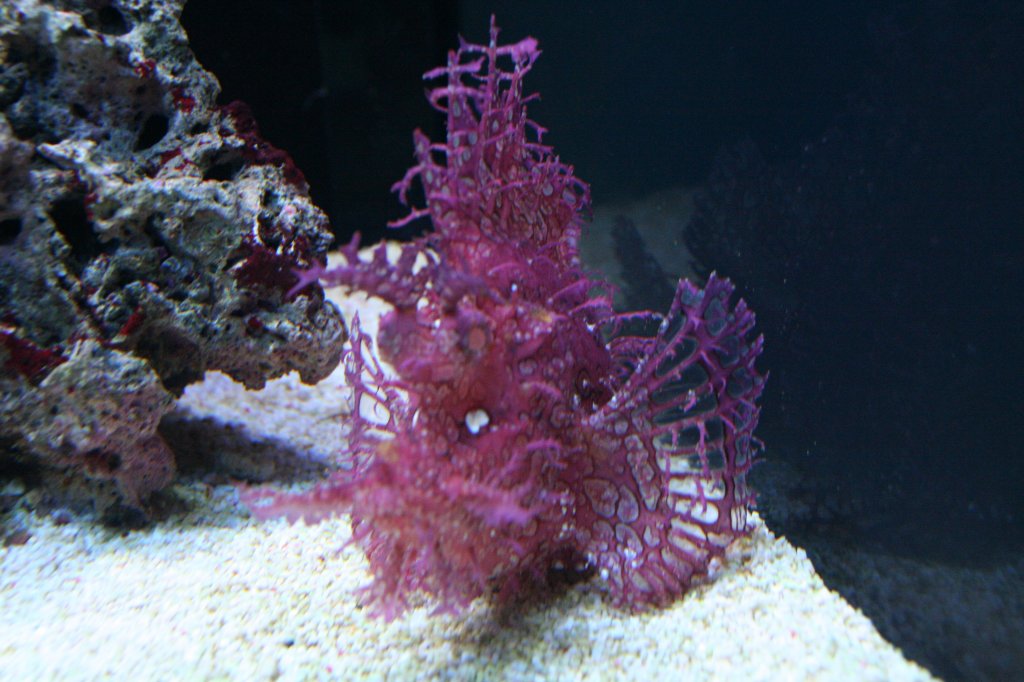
(0, 490), (935, 681)
(0, 277), (936, 682)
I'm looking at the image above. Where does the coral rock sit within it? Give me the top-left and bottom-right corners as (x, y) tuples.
(0, 0), (345, 517)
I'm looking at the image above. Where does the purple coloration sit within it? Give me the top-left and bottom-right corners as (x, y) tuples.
(219, 100), (309, 189)
(0, 329), (67, 381)
(245, 18), (764, 619)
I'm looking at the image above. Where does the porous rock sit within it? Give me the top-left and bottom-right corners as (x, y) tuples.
(0, 0), (345, 518)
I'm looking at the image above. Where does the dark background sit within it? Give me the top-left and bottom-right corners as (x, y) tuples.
(181, 1), (1024, 679)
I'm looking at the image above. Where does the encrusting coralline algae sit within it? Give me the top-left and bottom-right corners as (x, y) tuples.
(245, 18), (766, 619)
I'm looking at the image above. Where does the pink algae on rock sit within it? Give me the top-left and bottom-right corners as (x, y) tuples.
(244, 18), (765, 619)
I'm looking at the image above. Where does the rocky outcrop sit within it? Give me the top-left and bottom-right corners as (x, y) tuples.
(0, 0), (345, 518)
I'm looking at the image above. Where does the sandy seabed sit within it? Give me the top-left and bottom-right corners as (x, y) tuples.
(0, 281), (935, 682)
(0, 489), (935, 681)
